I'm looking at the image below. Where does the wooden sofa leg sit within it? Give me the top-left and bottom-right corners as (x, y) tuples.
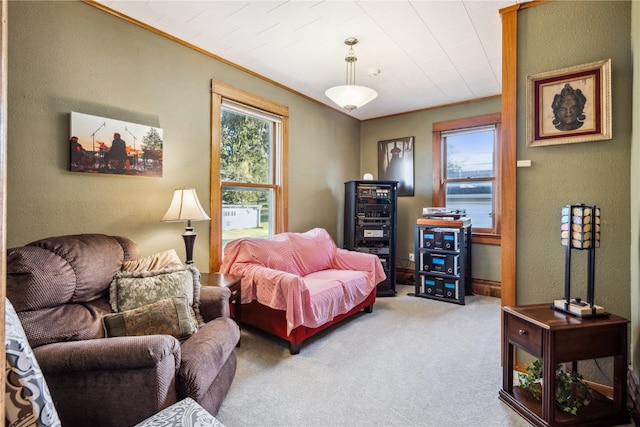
(364, 305), (373, 313)
(289, 342), (301, 355)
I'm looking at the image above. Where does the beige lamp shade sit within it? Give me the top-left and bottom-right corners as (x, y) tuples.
(161, 188), (210, 222)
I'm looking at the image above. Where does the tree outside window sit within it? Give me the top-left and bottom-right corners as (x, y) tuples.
(210, 81), (288, 271)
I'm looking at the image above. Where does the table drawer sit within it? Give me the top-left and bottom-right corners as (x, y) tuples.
(507, 315), (542, 356)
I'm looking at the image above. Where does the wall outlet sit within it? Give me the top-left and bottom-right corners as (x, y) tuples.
(408, 253), (415, 262)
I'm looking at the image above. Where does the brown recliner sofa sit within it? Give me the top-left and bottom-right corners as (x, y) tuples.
(6, 233), (240, 427)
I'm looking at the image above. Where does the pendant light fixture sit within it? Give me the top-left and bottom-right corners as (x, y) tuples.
(325, 37), (378, 112)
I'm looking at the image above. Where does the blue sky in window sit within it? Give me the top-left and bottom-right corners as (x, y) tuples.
(446, 129), (494, 173)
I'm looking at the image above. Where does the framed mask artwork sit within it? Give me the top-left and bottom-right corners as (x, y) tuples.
(526, 59), (611, 147)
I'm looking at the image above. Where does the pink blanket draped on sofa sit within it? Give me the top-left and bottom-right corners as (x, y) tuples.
(220, 228), (385, 334)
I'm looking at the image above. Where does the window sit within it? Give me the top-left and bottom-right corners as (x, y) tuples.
(433, 113), (501, 244)
(210, 81), (289, 271)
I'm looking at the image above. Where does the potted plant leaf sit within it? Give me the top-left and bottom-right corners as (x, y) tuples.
(518, 358), (594, 415)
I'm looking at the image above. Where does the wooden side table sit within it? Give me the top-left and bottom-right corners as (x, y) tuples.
(499, 304), (629, 427)
(200, 273), (242, 346)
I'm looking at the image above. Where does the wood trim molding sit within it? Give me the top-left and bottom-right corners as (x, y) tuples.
(471, 279), (501, 298)
(432, 112), (501, 132)
(211, 81), (289, 117)
(499, 0), (550, 370)
(280, 116), (289, 232)
(431, 131), (444, 205)
(499, 3), (519, 308)
(209, 85), (223, 272)
(396, 267), (415, 286)
(472, 234), (501, 245)
(498, 0), (550, 311)
(362, 95), (501, 123)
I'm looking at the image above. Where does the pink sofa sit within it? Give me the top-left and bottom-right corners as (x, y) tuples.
(220, 228), (386, 354)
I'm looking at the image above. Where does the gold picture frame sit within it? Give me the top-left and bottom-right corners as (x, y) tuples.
(526, 59), (611, 147)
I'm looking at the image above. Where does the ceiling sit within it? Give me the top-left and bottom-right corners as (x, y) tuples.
(95, 0), (520, 121)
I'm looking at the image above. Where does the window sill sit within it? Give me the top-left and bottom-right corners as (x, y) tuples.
(472, 233), (501, 246)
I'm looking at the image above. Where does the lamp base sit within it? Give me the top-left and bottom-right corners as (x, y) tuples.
(182, 226), (197, 265)
(552, 299), (608, 318)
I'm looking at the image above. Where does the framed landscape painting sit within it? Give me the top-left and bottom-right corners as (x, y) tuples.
(526, 59), (611, 147)
(70, 112), (163, 176)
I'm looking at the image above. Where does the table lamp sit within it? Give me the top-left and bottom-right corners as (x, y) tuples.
(161, 188), (210, 264)
(554, 203), (606, 317)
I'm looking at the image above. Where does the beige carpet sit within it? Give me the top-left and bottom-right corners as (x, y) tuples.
(215, 285), (541, 426)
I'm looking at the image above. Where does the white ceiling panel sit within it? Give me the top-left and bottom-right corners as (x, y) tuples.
(95, 0), (519, 120)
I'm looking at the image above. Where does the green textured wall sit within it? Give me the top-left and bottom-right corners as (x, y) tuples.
(516, 1), (632, 316)
(7, 2), (634, 317)
(630, 0), (640, 383)
(359, 98), (502, 282)
(7, 1), (360, 268)
(516, 1), (632, 383)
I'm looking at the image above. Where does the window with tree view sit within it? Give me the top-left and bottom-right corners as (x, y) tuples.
(220, 102), (279, 246)
(210, 81), (287, 272)
(433, 113), (501, 243)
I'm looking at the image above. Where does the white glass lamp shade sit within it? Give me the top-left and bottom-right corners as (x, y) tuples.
(325, 85), (378, 111)
(161, 188), (211, 222)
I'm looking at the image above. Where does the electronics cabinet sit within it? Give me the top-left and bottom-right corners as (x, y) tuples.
(344, 180), (398, 297)
(414, 219), (472, 305)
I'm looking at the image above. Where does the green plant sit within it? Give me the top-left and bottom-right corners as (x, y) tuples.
(518, 358), (594, 415)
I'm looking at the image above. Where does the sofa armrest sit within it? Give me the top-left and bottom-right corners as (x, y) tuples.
(33, 335), (181, 373)
(333, 248), (387, 284)
(199, 286), (231, 321)
(333, 247), (379, 270)
(178, 317), (240, 401)
(33, 336), (182, 426)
